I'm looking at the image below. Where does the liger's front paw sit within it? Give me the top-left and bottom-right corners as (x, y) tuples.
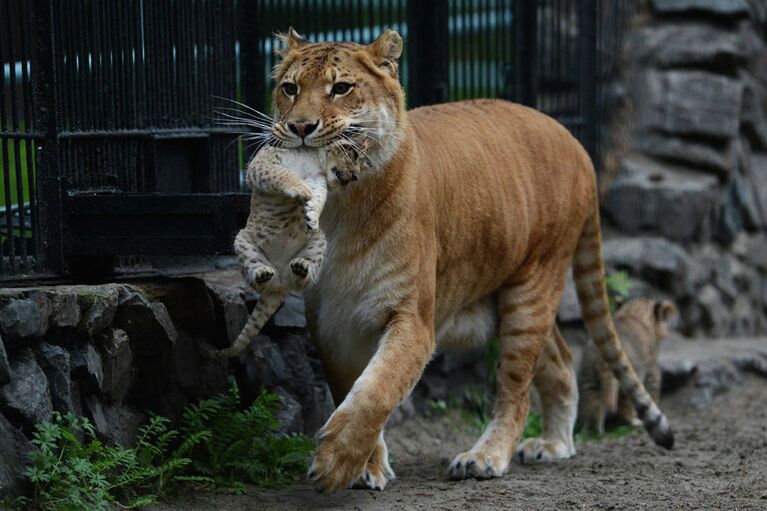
(513, 438), (575, 464)
(308, 410), (378, 492)
(447, 450), (509, 480)
(351, 460), (395, 491)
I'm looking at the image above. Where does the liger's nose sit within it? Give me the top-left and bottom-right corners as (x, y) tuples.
(288, 120), (319, 138)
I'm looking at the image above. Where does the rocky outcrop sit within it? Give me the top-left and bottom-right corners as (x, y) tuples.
(599, 1), (767, 337)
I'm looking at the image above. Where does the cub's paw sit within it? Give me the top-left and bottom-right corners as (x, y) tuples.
(513, 438), (575, 465)
(351, 461), (395, 491)
(286, 184), (312, 203)
(244, 264), (275, 287)
(447, 450), (509, 480)
(290, 258), (311, 279)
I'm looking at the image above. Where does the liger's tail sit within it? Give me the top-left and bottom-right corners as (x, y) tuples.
(209, 291), (288, 359)
(572, 208), (674, 449)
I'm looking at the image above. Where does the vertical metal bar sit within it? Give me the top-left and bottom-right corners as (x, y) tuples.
(580, 0), (597, 166)
(9, 4), (29, 266)
(31, 0), (64, 274)
(514, 0), (537, 106)
(407, 1), (449, 107)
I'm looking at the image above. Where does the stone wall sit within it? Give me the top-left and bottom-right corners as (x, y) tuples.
(584, 0), (767, 336)
(0, 273), (335, 497)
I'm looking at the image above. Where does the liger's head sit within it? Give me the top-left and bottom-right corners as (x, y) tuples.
(270, 28), (405, 161)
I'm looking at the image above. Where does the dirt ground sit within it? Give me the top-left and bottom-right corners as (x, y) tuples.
(151, 374), (767, 510)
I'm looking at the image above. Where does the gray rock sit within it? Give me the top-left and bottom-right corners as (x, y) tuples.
(83, 394), (109, 439)
(650, 0), (750, 16)
(716, 174), (749, 244)
(697, 284), (729, 336)
(660, 358), (697, 392)
(98, 329), (133, 403)
(387, 395), (417, 428)
(36, 343), (72, 413)
(0, 299), (45, 339)
(77, 286), (120, 336)
(747, 152), (767, 226)
(114, 292), (178, 357)
(0, 334), (9, 384)
(0, 412), (33, 498)
(0, 350), (53, 432)
(172, 333), (228, 402)
(740, 72), (767, 151)
(733, 353), (767, 377)
(637, 70), (743, 140)
(732, 233), (767, 272)
(272, 292), (307, 329)
(139, 278), (217, 337)
(635, 22), (747, 70)
(274, 386), (304, 433)
(634, 132), (733, 178)
(304, 383), (335, 434)
(691, 361), (743, 409)
(102, 404), (145, 448)
(604, 157), (719, 242)
(71, 343), (104, 392)
(49, 292), (81, 329)
(601, 236), (697, 297)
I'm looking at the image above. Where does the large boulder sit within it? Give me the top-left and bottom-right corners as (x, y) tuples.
(0, 299), (46, 339)
(0, 350), (53, 433)
(650, 0), (750, 17)
(601, 236), (699, 297)
(77, 285), (121, 337)
(71, 342), (104, 393)
(35, 343), (72, 413)
(604, 157), (719, 242)
(97, 328), (134, 403)
(634, 132), (734, 178)
(747, 152), (767, 225)
(0, 413), (33, 498)
(635, 22), (748, 70)
(637, 70), (743, 140)
(272, 292), (307, 329)
(0, 334), (9, 384)
(48, 291), (81, 329)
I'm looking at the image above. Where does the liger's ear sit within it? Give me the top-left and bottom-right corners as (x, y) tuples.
(275, 27), (308, 58)
(654, 300), (677, 324)
(367, 29), (403, 77)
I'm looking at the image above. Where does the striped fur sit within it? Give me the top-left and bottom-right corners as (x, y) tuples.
(572, 215), (675, 448)
(267, 29), (673, 492)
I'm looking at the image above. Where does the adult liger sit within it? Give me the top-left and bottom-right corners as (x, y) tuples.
(268, 28), (674, 492)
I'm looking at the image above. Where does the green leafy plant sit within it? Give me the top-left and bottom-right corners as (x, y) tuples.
(178, 383), (314, 489)
(605, 270), (632, 312)
(15, 383), (313, 511)
(22, 412), (189, 511)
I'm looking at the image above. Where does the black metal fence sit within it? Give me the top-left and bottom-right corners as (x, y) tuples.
(1, 0), (636, 280)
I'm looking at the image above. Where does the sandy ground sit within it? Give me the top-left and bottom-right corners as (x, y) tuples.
(150, 373), (767, 511)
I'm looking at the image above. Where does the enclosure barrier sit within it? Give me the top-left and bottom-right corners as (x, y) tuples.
(0, 0), (634, 281)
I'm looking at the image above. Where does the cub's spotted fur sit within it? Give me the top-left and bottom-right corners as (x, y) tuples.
(210, 143), (367, 359)
(579, 298), (678, 433)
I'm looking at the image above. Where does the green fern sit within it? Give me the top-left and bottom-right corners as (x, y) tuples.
(17, 383), (313, 511)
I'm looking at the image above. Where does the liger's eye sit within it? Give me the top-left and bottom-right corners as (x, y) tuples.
(282, 82), (298, 96)
(331, 82), (353, 96)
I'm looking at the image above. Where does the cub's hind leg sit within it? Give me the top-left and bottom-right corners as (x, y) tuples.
(234, 229), (276, 289)
(448, 264), (568, 480)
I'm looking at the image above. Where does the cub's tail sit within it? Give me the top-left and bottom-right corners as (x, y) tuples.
(572, 207), (674, 449)
(208, 291), (287, 359)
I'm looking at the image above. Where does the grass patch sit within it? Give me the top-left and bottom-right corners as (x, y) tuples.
(3, 382), (313, 511)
